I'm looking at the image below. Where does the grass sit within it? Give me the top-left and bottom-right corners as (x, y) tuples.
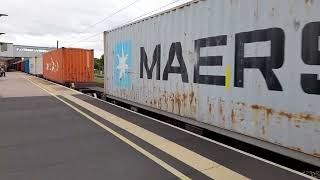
(94, 73), (104, 87)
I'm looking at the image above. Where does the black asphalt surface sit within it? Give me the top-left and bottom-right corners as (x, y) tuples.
(73, 94), (309, 180)
(59, 95), (211, 180)
(0, 95), (175, 180)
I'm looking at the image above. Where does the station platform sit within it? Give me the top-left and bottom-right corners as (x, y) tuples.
(0, 72), (314, 180)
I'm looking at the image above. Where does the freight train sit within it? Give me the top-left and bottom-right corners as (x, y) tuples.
(102, 0), (320, 167)
(14, 48), (94, 86)
(11, 0), (320, 167)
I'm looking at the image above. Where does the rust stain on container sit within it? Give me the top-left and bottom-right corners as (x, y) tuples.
(250, 104), (319, 122)
(298, 113), (313, 121)
(305, 0), (313, 6)
(163, 91), (169, 111)
(290, 147), (303, 152)
(153, 99), (157, 107)
(231, 109), (236, 123)
(175, 92), (182, 115)
(170, 93), (175, 112)
(313, 153), (320, 157)
(251, 104), (273, 120)
(188, 90), (198, 116)
(219, 99), (224, 116)
(262, 126), (266, 136)
(155, 91), (193, 116)
(280, 110), (318, 121)
(208, 103), (212, 114)
(278, 111), (293, 120)
(218, 98), (226, 126)
(234, 102), (246, 122)
(158, 97), (162, 110)
(189, 91), (195, 104)
(183, 93), (188, 112)
(183, 93), (188, 101)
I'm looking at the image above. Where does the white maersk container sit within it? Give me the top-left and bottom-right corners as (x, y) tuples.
(29, 56), (43, 76)
(104, 0), (320, 166)
(29, 57), (36, 75)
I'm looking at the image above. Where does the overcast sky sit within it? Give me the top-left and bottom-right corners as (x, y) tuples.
(0, 0), (190, 58)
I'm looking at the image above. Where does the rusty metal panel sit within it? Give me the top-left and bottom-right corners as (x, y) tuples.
(43, 49), (64, 84)
(104, 0), (320, 160)
(43, 48), (94, 84)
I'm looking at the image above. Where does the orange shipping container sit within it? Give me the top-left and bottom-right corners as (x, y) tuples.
(21, 62), (24, 72)
(17, 62), (22, 71)
(43, 48), (94, 85)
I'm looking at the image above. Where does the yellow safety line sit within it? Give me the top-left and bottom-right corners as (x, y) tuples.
(26, 75), (249, 180)
(24, 76), (191, 180)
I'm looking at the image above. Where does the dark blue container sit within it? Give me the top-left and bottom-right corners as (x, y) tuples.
(24, 58), (30, 74)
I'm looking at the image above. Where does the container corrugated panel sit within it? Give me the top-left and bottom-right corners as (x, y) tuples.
(21, 61), (24, 72)
(29, 57), (36, 75)
(43, 48), (94, 84)
(17, 62), (22, 71)
(35, 56), (43, 75)
(104, 0), (320, 164)
(23, 58), (30, 74)
(29, 56), (43, 75)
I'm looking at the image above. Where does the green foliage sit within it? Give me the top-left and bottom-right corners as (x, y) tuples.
(94, 54), (104, 71)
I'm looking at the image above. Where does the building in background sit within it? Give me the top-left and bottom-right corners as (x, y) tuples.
(0, 42), (55, 71)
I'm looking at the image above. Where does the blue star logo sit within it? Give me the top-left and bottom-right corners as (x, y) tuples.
(114, 41), (132, 88)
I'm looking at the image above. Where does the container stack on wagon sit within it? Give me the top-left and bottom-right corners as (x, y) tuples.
(103, 0), (320, 166)
(21, 61), (24, 72)
(42, 48), (94, 86)
(16, 62), (22, 71)
(29, 57), (36, 75)
(23, 58), (30, 74)
(10, 63), (17, 71)
(29, 56), (43, 77)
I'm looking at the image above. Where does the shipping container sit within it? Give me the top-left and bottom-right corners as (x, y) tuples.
(29, 56), (43, 76)
(104, 0), (320, 166)
(23, 58), (30, 74)
(43, 48), (94, 85)
(29, 57), (36, 75)
(35, 56), (43, 76)
(21, 61), (24, 72)
(17, 62), (22, 71)
(11, 63), (17, 71)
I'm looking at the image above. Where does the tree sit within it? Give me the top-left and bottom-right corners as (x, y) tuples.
(94, 54), (104, 71)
